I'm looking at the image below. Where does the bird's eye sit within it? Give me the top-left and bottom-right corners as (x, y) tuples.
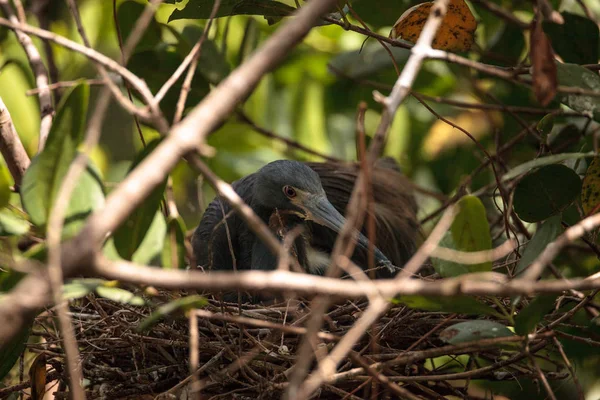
(283, 185), (297, 198)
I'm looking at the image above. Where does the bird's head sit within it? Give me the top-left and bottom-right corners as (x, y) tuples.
(254, 160), (396, 274)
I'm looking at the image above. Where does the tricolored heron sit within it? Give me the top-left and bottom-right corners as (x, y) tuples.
(192, 159), (419, 278)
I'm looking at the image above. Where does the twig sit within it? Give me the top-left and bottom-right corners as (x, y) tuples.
(0, 0), (54, 151)
(552, 336), (585, 400)
(0, 16), (164, 128)
(90, 257), (600, 299)
(0, 95), (30, 185)
(189, 312), (200, 399)
(469, 0), (529, 29)
(524, 213), (600, 280)
(527, 351), (558, 400)
(431, 239), (515, 264)
(236, 111), (339, 162)
(172, 0), (221, 124)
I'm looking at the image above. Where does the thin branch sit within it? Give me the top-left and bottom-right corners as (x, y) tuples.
(524, 212), (600, 280)
(431, 239), (515, 264)
(0, 95), (30, 185)
(0, 17), (166, 129)
(0, 0), (54, 151)
(173, 1), (220, 124)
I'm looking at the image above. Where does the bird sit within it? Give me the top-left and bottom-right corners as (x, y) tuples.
(192, 159), (419, 279)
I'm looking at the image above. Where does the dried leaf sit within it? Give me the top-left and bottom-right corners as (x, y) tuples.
(390, 0), (477, 52)
(29, 353), (47, 400)
(530, 19), (557, 106)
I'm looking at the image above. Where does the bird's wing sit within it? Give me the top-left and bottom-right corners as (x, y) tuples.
(306, 161), (419, 274)
(191, 173), (258, 271)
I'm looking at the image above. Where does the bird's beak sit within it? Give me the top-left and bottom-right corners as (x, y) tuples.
(302, 195), (395, 274)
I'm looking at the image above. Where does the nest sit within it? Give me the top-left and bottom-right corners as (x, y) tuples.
(7, 288), (570, 399)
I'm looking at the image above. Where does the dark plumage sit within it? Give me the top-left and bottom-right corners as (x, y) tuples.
(192, 159), (419, 278)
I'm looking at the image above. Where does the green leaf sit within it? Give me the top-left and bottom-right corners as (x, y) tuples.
(481, 23), (525, 67)
(431, 195), (493, 278)
(138, 295), (207, 331)
(96, 286), (145, 306)
(127, 49), (210, 122)
(113, 139), (167, 260)
(0, 163), (11, 209)
(543, 12), (599, 65)
(0, 326), (29, 380)
(515, 215), (562, 276)
(432, 232), (470, 277)
(439, 321), (514, 344)
(117, 1), (162, 54)
(513, 164), (582, 223)
(0, 208), (29, 236)
(536, 114), (554, 140)
(62, 279), (104, 300)
(548, 124), (582, 153)
(352, 0), (409, 27)
(169, 0), (296, 21)
(174, 26), (230, 85)
(515, 295), (558, 335)
(20, 83), (93, 231)
(329, 44), (410, 80)
(394, 295), (498, 316)
(162, 215), (187, 269)
(502, 152), (595, 182)
(132, 210), (167, 265)
(0, 269), (25, 292)
(556, 63), (600, 121)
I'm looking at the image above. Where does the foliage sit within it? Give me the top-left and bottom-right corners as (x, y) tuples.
(1, 0), (600, 398)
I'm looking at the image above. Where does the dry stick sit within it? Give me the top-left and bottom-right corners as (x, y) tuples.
(286, 106), (373, 399)
(297, 206), (456, 397)
(189, 312), (200, 399)
(348, 352), (423, 400)
(172, 0), (221, 124)
(431, 239), (515, 264)
(469, 0), (530, 29)
(0, 0), (53, 151)
(0, 17), (164, 127)
(112, 0), (146, 147)
(27, 78), (106, 95)
(524, 212), (600, 281)
(89, 257), (600, 303)
(194, 309), (339, 341)
(527, 352), (558, 400)
(236, 110), (340, 162)
(0, 95), (30, 185)
(552, 336), (585, 400)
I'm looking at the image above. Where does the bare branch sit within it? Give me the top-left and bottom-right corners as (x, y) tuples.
(0, 95), (30, 185)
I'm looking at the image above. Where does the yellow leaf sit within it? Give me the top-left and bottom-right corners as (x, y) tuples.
(29, 353), (47, 400)
(390, 0), (477, 52)
(582, 157), (600, 216)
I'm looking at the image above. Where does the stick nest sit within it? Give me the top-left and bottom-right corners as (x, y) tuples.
(19, 289), (568, 400)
